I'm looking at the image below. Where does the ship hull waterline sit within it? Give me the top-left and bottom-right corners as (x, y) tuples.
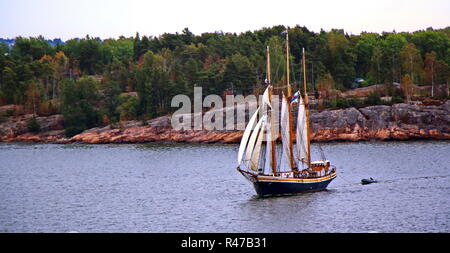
(238, 169), (337, 197)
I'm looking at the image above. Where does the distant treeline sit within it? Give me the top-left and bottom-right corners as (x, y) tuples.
(0, 25), (449, 136)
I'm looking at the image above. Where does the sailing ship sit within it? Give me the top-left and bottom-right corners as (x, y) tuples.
(236, 31), (336, 197)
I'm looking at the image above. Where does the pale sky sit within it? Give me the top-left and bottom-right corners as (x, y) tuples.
(1, 0), (449, 40)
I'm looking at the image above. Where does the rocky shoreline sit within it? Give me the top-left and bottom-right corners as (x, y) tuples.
(1, 101), (449, 144)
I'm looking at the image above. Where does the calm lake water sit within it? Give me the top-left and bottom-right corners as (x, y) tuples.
(0, 141), (449, 233)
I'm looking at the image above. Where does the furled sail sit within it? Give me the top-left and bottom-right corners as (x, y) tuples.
(237, 107), (260, 164)
(280, 93), (293, 171)
(296, 95), (308, 165)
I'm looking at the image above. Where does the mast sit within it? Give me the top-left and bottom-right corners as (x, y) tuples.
(286, 31), (290, 89)
(267, 46), (277, 174)
(302, 48), (312, 168)
(285, 30), (296, 171)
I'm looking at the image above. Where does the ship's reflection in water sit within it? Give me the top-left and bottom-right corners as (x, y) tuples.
(0, 141), (448, 232)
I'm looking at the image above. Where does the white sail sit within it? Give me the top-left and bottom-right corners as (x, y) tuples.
(237, 107), (260, 164)
(296, 95), (308, 166)
(264, 113), (273, 172)
(262, 87), (272, 109)
(249, 116), (267, 171)
(244, 116), (265, 169)
(280, 93), (293, 171)
(259, 87), (271, 122)
(257, 86), (272, 172)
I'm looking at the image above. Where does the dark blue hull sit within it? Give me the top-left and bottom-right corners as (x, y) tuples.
(253, 176), (335, 197)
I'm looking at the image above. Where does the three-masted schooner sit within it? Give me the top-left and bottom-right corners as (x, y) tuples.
(236, 32), (336, 197)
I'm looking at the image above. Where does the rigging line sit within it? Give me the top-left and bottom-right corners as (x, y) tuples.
(331, 183), (362, 189)
(268, 46), (286, 87)
(335, 169), (355, 185)
(290, 51), (297, 86)
(272, 84), (293, 90)
(318, 144), (326, 161)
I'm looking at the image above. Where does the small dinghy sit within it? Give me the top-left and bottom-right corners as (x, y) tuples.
(361, 177), (377, 185)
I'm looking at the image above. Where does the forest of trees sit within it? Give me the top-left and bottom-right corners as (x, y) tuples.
(0, 25), (449, 136)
